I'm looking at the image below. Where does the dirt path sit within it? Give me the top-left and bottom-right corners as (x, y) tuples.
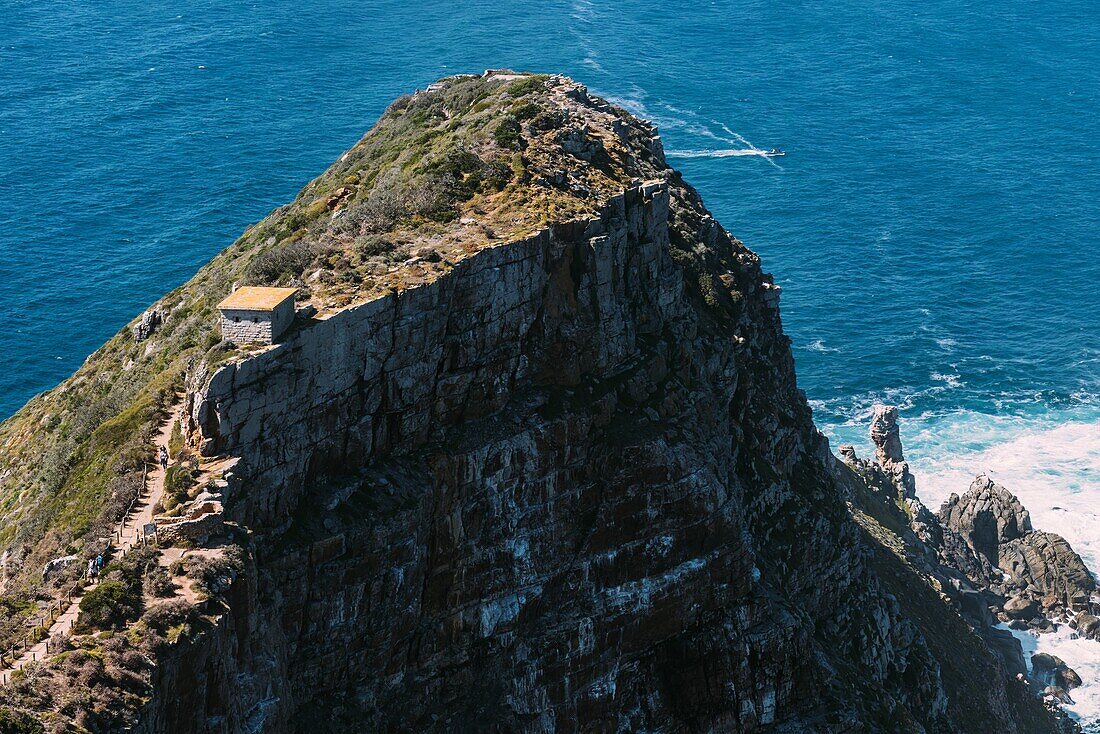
(0, 403), (181, 685)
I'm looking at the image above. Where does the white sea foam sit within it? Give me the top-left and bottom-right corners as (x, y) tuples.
(834, 409), (1100, 723)
(929, 371), (963, 389)
(907, 418), (1100, 575)
(806, 339), (839, 353)
(1001, 621), (1100, 724)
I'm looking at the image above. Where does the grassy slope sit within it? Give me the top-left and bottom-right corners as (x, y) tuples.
(0, 72), (663, 649)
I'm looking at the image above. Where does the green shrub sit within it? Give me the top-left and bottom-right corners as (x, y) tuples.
(511, 100), (540, 121)
(77, 581), (140, 631)
(0, 708), (43, 734)
(143, 566), (175, 598)
(698, 272), (721, 309)
(506, 76), (546, 97)
(244, 239), (318, 285)
(483, 158), (513, 191)
(141, 599), (194, 633)
(356, 235), (395, 258)
(188, 546), (245, 597)
(164, 465), (193, 499)
(493, 115), (522, 150)
(167, 421), (184, 459)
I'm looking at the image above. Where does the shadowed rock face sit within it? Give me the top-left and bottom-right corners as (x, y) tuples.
(126, 77), (1071, 734)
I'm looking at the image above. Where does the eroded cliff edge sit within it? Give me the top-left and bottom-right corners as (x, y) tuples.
(0, 73), (1070, 732)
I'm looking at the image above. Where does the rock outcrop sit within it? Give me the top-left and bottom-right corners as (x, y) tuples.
(840, 403), (1096, 726)
(1032, 653), (1082, 692)
(1000, 531), (1095, 612)
(869, 405), (917, 499)
(939, 475), (1033, 568)
(940, 476), (1094, 613)
(133, 308), (163, 341)
(0, 73), (1078, 733)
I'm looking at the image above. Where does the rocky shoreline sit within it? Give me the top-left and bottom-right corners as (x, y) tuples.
(841, 405), (1098, 725)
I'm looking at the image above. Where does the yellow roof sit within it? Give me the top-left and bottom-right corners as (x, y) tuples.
(217, 287), (297, 312)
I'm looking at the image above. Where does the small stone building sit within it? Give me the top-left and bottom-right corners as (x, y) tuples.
(217, 287), (297, 344)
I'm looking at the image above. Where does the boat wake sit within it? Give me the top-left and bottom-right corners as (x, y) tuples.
(599, 87), (784, 169)
(667, 148), (773, 159)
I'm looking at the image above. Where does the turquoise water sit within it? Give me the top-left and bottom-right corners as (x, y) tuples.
(2, 0), (1098, 716)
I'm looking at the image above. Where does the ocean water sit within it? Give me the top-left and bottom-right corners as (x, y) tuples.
(2, 0), (1097, 722)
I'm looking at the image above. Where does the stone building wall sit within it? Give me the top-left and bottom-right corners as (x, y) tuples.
(220, 309), (274, 344)
(220, 299), (294, 344)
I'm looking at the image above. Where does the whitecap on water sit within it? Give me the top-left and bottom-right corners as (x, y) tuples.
(805, 339), (839, 353)
(929, 371), (963, 389)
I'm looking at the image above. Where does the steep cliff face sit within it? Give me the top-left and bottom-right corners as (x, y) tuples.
(0, 73), (1069, 732)
(136, 79), (1059, 732)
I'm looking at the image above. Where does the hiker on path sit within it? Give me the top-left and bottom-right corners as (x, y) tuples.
(159, 445), (169, 471)
(95, 554), (103, 570)
(86, 559), (96, 581)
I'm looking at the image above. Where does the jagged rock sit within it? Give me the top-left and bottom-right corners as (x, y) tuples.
(870, 405), (905, 464)
(1075, 612), (1100, 641)
(1030, 617), (1055, 633)
(1004, 595), (1039, 620)
(999, 530), (1095, 611)
(1043, 686), (1075, 706)
(1032, 653), (1082, 691)
(985, 627), (1027, 677)
(41, 554), (78, 582)
(133, 308), (163, 341)
(557, 124), (606, 163)
(938, 475), (1033, 568)
(938, 523), (997, 587)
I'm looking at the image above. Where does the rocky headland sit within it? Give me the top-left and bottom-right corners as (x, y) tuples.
(0, 72), (1088, 732)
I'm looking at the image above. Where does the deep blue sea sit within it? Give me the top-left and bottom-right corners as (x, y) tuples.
(2, 0), (1098, 718)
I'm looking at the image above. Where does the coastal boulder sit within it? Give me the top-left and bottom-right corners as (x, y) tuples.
(1003, 595), (1039, 620)
(999, 530), (1094, 611)
(1028, 653), (1082, 691)
(1075, 612), (1100, 641)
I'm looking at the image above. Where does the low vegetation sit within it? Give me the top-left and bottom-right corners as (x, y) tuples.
(75, 547), (158, 632)
(77, 581), (140, 632)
